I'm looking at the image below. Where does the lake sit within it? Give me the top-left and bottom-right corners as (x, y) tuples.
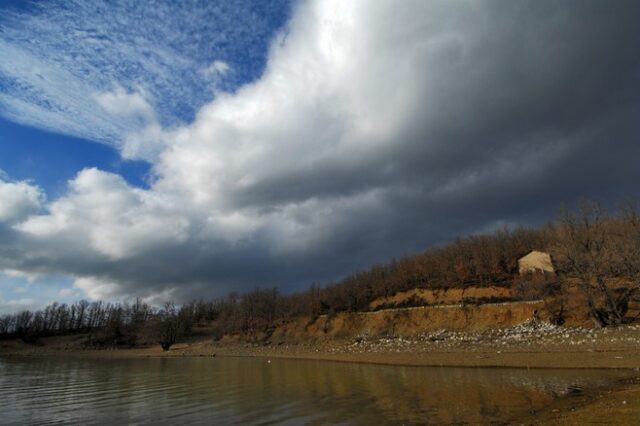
(0, 355), (632, 425)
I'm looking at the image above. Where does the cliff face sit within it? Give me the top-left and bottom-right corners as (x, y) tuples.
(268, 300), (544, 341)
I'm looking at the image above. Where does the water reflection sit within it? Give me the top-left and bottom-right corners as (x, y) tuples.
(0, 355), (631, 425)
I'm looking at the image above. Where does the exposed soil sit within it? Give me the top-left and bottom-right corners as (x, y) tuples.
(369, 285), (514, 310)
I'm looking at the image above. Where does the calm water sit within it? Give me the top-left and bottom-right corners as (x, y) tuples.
(0, 355), (633, 425)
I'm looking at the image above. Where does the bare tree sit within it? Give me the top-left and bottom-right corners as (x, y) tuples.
(553, 201), (624, 326)
(148, 302), (186, 351)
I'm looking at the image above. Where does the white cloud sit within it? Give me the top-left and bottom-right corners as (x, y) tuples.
(18, 168), (190, 260)
(3, 269), (41, 284)
(58, 288), (76, 298)
(141, 287), (178, 306)
(95, 87), (165, 161)
(0, 178), (44, 224)
(73, 276), (121, 301)
(95, 87), (156, 121)
(120, 122), (166, 161)
(202, 60), (231, 78)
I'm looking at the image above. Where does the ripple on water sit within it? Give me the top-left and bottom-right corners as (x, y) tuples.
(0, 356), (633, 425)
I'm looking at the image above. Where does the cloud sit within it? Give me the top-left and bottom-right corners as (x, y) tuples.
(17, 168), (191, 260)
(1, 0), (640, 305)
(3, 269), (41, 284)
(94, 87), (165, 161)
(0, 176), (44, 224)
(0, 273), (80, 313)
(202, 61), (231, 79)
(95, 87), (156, 122)
(0, 0), (292, 148)
(0, 297), (39, 314)
(73, 276), (122, 301)
(57, 288), (76, 298)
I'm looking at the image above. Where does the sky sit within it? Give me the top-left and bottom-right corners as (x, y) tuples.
(1, 0), (640, 313)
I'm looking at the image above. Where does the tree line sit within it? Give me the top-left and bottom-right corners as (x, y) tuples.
(2, 200), (639, 348)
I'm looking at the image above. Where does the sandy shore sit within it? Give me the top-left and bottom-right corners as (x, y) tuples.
(542, 379), (640, 425)
(8, 321), (635, 369)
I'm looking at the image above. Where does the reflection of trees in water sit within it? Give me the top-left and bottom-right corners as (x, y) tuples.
(0, 357), (632, 425)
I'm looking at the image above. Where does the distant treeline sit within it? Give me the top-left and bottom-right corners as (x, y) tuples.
(2, 200), (639, 348)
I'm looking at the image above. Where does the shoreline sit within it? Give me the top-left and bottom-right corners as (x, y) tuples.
(3, 322), (640, 369)
(5, 323), (640, 425)
(3, 344), (640, 372)
(3, 323), (640, 424)
(3, 344), (640, 425)
(4, 347), (640, 370)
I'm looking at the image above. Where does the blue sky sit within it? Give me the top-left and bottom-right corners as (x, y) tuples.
(1, 1), (640, 313)
(0, 117), (150, 195)
(0, 0), (293, 201)
(0, 0), (293, 134)
(0, 0), (294, 311)
(0, 0), (294, 187)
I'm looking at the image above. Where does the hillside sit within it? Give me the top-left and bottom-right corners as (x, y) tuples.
(1, 201), (639, 348)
